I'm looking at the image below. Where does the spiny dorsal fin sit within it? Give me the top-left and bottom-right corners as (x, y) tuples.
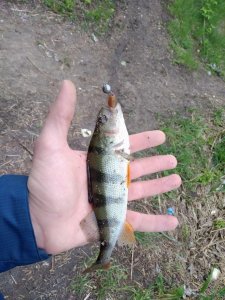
(118, 221), (136, 247)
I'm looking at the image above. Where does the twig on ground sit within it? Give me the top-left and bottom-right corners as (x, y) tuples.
(0, 160), (12, 168)
(83, 293), (91, 300)
(26, 56), (45, 74)
(50, 256), (55, 272)
(130, 244), (134, 280)
(10, 274), (17, 285)
(18, 142), (33, 157)
(160, 232), (181, 244)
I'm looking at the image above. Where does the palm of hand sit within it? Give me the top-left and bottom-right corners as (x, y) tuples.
(28, 81), (181, 255)
(29, 144), (89, 254)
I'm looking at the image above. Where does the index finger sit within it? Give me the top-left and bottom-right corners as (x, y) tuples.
(129, 130), (166, 153)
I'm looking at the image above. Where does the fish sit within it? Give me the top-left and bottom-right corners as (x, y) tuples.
(83, 85), (135, 273)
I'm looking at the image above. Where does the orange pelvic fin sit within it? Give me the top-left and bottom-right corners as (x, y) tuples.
(118, 221), (136, 247)
(83, 261), (111, 274)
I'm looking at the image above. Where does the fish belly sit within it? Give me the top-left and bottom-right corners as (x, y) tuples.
(88, 152), (129, 263)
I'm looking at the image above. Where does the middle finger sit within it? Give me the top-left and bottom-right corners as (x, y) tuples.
(130, 154), (177, 180)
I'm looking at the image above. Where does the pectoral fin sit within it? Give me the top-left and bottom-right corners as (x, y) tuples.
(80, 211), (100, 243)
(115, 150), (134, 161)
(117, 221), (136, 247)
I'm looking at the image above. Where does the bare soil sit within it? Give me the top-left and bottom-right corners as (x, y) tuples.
(0, 0), (224, 299)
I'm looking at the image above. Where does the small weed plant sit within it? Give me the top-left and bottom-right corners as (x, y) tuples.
(43, 0), (75, 16)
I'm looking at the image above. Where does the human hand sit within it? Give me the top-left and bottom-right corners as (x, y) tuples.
(28, 80), (181, 255)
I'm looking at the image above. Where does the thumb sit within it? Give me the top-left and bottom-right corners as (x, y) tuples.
(39, 80), (76, 148)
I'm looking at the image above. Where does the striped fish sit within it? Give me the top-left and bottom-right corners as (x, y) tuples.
(84, 90), (135, 273)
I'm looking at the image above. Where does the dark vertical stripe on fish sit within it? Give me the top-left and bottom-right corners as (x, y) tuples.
(88, 145), (108, 155)
(89, 167), (124, 184)
(97, 218), (120, 228)
(93, 194), (123, 207)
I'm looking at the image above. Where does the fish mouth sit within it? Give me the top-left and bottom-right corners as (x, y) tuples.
(108, 94), (117, 108)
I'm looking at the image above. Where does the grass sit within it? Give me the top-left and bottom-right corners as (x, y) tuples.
(71, 261), (131, 299)
(213, 218), (225, 229)
(135, 231), (162, 246)
(70, 273), (91, 297)
(156, 107), (225, 193)
(42, 0), (115, 33)
(146, 274), (185, 299)
(71, 264), (186, 300)
(43, 0), (75, 15)
(168, 0), (225, 78)
(180, 223), (191, 242)
(199, 270), (225, 299)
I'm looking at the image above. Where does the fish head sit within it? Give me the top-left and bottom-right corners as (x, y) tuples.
(96, 103), (125, 135)
(95, 102), (129, 152)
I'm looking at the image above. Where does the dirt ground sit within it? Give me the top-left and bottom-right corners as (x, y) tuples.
(0, 0), (224, 299)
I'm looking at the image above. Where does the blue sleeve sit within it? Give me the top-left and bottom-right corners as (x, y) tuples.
(0, 175), (49, 273)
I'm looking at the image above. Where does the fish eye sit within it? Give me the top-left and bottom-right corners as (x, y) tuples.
(98, 114), (108, 124)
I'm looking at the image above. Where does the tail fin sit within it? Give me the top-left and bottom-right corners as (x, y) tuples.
(83, 262), (111, 274)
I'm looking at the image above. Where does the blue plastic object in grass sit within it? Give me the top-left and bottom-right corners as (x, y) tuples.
(167, 207), (175, 216)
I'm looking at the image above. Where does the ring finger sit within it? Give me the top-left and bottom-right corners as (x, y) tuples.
(128, 174), (181, 201)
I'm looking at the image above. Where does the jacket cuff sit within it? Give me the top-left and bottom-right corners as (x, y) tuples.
(0, 175), (49, 272)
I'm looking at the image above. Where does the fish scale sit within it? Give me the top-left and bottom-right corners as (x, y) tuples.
(83, 85), (135, 273)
